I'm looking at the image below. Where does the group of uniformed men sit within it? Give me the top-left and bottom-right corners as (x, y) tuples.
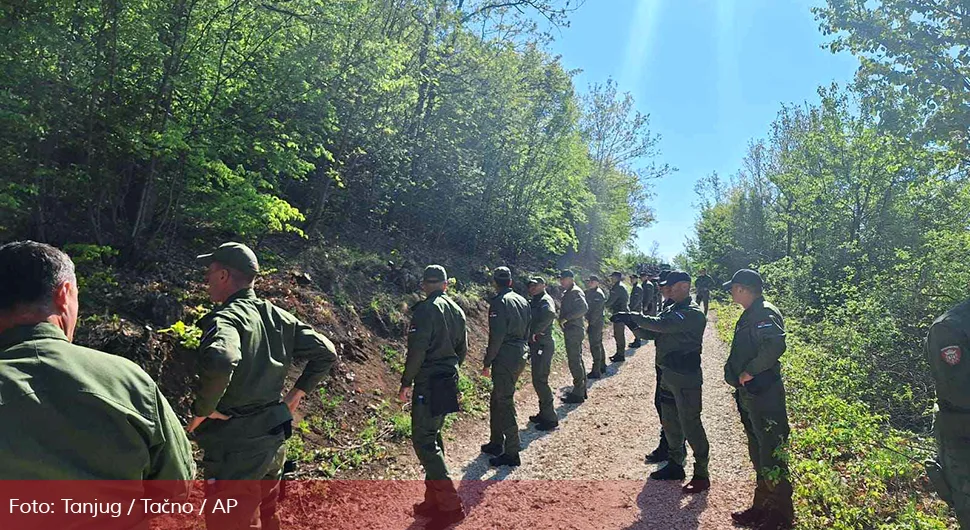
(0, 239), (967, 530)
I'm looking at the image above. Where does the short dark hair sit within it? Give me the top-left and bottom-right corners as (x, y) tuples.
(0, 241), (76, 312)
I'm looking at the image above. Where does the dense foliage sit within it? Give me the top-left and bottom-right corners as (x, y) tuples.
(691, 1), (967, 526)
(0, 0), (664, 266)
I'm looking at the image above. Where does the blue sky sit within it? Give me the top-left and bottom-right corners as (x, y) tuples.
(546, 0), (860, 261)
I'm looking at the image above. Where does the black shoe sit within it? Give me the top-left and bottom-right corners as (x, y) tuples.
(489, 453), (521, 467)
(610, 354), (626, 362)
(731, 507), (766, 528)
(562, 393), (586, 404)
(644, 448), (669, 464)
(413, 500), (438, 517)
(480, 442), (503, 456)
(587, 371), (602, 379)
(426, 507), (466, 530)
(682, 477), (710, 494)
(754, 511), (793, 530)
(628, 340), (642, 348)
(528, 414), (540, 424)
(535, 420), (558, 431)
(649, 462), (686, 481)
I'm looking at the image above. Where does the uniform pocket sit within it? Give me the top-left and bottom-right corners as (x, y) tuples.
(429, 372), (460, 416)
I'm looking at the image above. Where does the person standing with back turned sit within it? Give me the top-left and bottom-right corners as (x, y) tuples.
(606, 272), (630, 363)
(400, 265), (467, 530)
(559, 270), (589, 403)
(585, 275), (608, 379)
(527, 276), (558, 432)
(0, 241), (194, 500)
(480, 267), (531, 467)
(188, 242), (337, 530)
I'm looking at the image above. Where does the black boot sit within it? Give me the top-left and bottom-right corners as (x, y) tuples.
(628, 340), (642, 348)
(413, 500), (438, 517)
(528, 414), (540, 424)
(535, 419), (558, 431)
(562, 393), (586, 404)
(649, 461), (686, 481)
(755, 511), (793, 530)
(587, 370), (602, 379)
(480, 442), (503, 456)
(682, 477), (710, 494)
(610, 353), (626, 362)
(489, 453), (521, 467)
(731, 507), (767, 528)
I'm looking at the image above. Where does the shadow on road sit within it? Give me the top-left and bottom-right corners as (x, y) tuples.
(623, 479), (708, 530)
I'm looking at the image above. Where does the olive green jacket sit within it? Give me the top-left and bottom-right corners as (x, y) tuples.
(194, 288), (337, 417)
(926, 299), (970, 412)
(529, 292), (557, 340)
(0, 323), (194, 491)
(606, 282), (630, 314)
(585, 286), (606, 326)
(724, 297), (786, 389)
(629, 282), (644, 312)
(631, 297), (707, 387)
(403, 290), (468, 387)
(485, 288), (531, 367)
(560, 284), (588, 330)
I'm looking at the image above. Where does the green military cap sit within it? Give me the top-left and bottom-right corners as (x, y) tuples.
(610, 271), (623, 279)
(587, 274), (601, 282)
(197, 242), (259, 275)
(660, 270), (691, 286)
(559, 269), (575, 279)
(526, 276), (546, 286)
(493, 267), (512, 281)
(723, 268), (762, 290)
(422, 265), (448, 283)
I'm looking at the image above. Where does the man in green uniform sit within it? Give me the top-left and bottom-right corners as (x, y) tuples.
(559, 270), (589, 403)
(628, 274), (645, 348)
(641, 272), (657, 316)
(695, 268), (716, 315)
(526, 277), (558, 431)
(925, 297), (970, 530)
(481, 267), (530, 467)
(606, 271), (630, 362)
(188, 242), (337, 530)
(615, 271), (710, 493)
(0, 241), (195, 496)
(723, 269), (793, 529)
(585, 275), (608, 379)
(399, 265), (467, 529)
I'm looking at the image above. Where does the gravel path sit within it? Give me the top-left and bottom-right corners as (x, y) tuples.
(387, 312), (754, 529)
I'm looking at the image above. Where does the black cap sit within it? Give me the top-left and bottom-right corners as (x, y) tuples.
(559, 270), (575, 279)
(197, 242), (259, 276)
(527, 276), (546, 286)
(724, 269), (763, 290)
(660, 270), (691, 286)
(493, 267), (512, 281)
(658, 270), (671, 282)
(610, 271), (623, 278)
(587, 274), (601, 282)
(422, 265), (447, 283)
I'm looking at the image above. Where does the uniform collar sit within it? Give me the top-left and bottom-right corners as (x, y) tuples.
(672, 297), (692, 309)
(494, 287), (513, 298)
(741, 297), (766, 319)
(427, 289), (445, 300)
(223, 287), (258, 305)
(0, 322), (69, 351)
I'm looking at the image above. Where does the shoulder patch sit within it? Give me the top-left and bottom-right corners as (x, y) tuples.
(756, 320), (773, 329)
(941, 345), (962, 366)
(408, 326), (418, 334)
(489, 312), (498, 318)
(674, 311), (685, 320)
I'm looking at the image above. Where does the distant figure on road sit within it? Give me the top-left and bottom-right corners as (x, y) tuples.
(694, 268), (715, 315)
(723, 269), (794, 530)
